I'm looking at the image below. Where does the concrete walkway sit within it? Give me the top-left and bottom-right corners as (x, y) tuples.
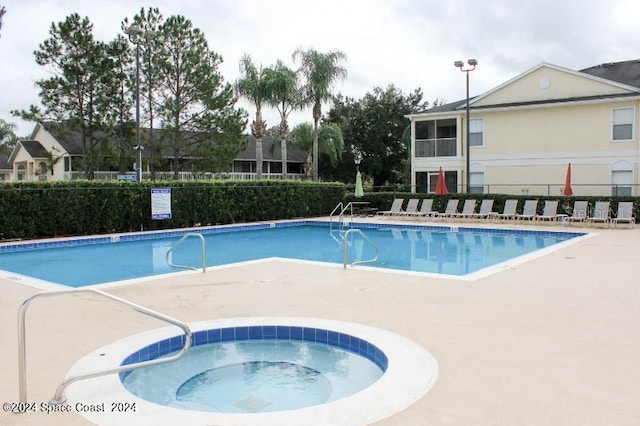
(1, 219), (639, 425)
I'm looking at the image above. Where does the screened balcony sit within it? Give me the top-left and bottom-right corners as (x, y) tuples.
(414, 118), (457, 158)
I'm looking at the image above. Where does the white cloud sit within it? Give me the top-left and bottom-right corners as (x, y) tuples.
(1, 0), (639, 136)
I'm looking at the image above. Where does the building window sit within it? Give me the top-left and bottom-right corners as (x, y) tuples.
(612, 170), (632, 196)
(612, 108), (634, 141)
(469, 118), (484, 147)
(415, 170), (458, 194)
(469, 171), (484, 194)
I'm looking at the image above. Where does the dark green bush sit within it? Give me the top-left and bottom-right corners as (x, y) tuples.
(0, 180), (345, 240)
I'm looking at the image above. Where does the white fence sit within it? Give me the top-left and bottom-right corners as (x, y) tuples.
(63, 171), (306, 181)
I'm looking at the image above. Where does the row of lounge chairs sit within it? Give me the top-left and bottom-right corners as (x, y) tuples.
(377, 198), (635, 228)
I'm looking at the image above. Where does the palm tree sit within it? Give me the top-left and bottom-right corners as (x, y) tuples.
(0, 118), (18, 156)
(288, 122), (344, 178)
(236, 54), (270, 179)
(264, 60), (302, 179)
(293, 48), (347, 180)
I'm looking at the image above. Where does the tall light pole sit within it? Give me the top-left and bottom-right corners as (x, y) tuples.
(454, 58), (477, 193)
(126, 25), (156, 182)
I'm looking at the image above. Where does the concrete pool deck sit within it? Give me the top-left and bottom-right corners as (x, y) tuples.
(1, 218), (639, 425)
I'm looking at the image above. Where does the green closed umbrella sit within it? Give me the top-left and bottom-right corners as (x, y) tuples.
(355, 171), (364, 198)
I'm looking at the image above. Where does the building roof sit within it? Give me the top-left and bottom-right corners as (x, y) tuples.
(413, 59), (640, 116)
(19, 140), (49, 158)
(580, 59), (640, 89)
(38, 122), (306, 163)
(41, 122), (104, 156)
(236, 136), (307, 162)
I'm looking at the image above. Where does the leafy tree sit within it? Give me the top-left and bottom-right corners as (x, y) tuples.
(153, 15), (247, 177)
(293, 48), (347, 180)
(0, 119), (18, 156)
(264, 60), (303, 178)
(11, 13), (121, 176)
(235, 54), (269, 179)
(288, 122), (343, 179)
(327, 85), (429, 189)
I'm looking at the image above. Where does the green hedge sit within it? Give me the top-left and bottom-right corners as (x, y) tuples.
(0, 180), (345, 240)
(3, 184), (637, 240)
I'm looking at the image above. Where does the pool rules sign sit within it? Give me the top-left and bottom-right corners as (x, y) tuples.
(151, 188), (172, 220)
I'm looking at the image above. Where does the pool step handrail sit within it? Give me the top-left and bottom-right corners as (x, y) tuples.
(17, 288), (192, 406)
(343, 228), (380, 268)
(329, 202), (345, 229)
(330, 202), (364, 230)
(166, 232), (207, 272)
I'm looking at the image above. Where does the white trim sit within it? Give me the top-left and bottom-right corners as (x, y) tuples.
(611, 160), (633, 171)
(413, 153), (640, 172)
(408, 94), (640, 121)
(470, 149), (640, 162)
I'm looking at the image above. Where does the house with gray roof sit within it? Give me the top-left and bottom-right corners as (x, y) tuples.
(5, 122), (306, 181)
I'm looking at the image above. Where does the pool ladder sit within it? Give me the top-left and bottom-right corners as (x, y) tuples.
(17, 288), (192, 406)
(166, 232), (207, 272)
(343, 229), (380, 268)
(329, 201), (364, 229)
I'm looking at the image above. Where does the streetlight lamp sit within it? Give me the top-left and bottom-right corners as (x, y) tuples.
(354, 152), (362, 172)
(126, 25), (156, 182)
(454, 58), (478, 193)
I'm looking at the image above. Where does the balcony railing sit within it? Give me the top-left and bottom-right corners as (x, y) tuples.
(415, 138), (457, 158)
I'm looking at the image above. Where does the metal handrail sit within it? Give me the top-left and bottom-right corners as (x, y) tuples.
(329, 202), (345, 226)
(330, 201), (369, 230)
(18, 288), (192, 405)
(343, 228), (380, 268)
(166, 232), (206, 272)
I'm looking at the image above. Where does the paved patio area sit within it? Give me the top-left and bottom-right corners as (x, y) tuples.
(1, 218), (639, 425)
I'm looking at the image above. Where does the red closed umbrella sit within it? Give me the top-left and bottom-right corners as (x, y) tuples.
(435, 167), (448, 195)
(563, 163), (573, 196)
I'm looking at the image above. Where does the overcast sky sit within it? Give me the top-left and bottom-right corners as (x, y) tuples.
(1, 0), (639, 137)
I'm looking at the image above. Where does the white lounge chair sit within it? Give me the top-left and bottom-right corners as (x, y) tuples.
(565, 200), (588, 225)
(515, 199), (538, 221)
(397, 198), (420, 217)
(535, 200), (559, 222)
(450, 199), (477, 220)
(586, 201), (610, 227)
(469, 199), (494, 220)
(434, 199), (459, 220)
(611, 201), (635, 229)
(377, 198), (404, 216)
(493, 199), (518, 222)
(406, 199), (435, 219)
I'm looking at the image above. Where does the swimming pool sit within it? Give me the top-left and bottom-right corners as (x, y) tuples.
(0, 220), (586, 287)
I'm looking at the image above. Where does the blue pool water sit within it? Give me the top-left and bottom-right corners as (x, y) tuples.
(0, 221), (584, 287)
(122, 337), (384, 413)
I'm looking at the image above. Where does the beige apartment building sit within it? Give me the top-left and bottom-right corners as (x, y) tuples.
(408, 59), (640, 196)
